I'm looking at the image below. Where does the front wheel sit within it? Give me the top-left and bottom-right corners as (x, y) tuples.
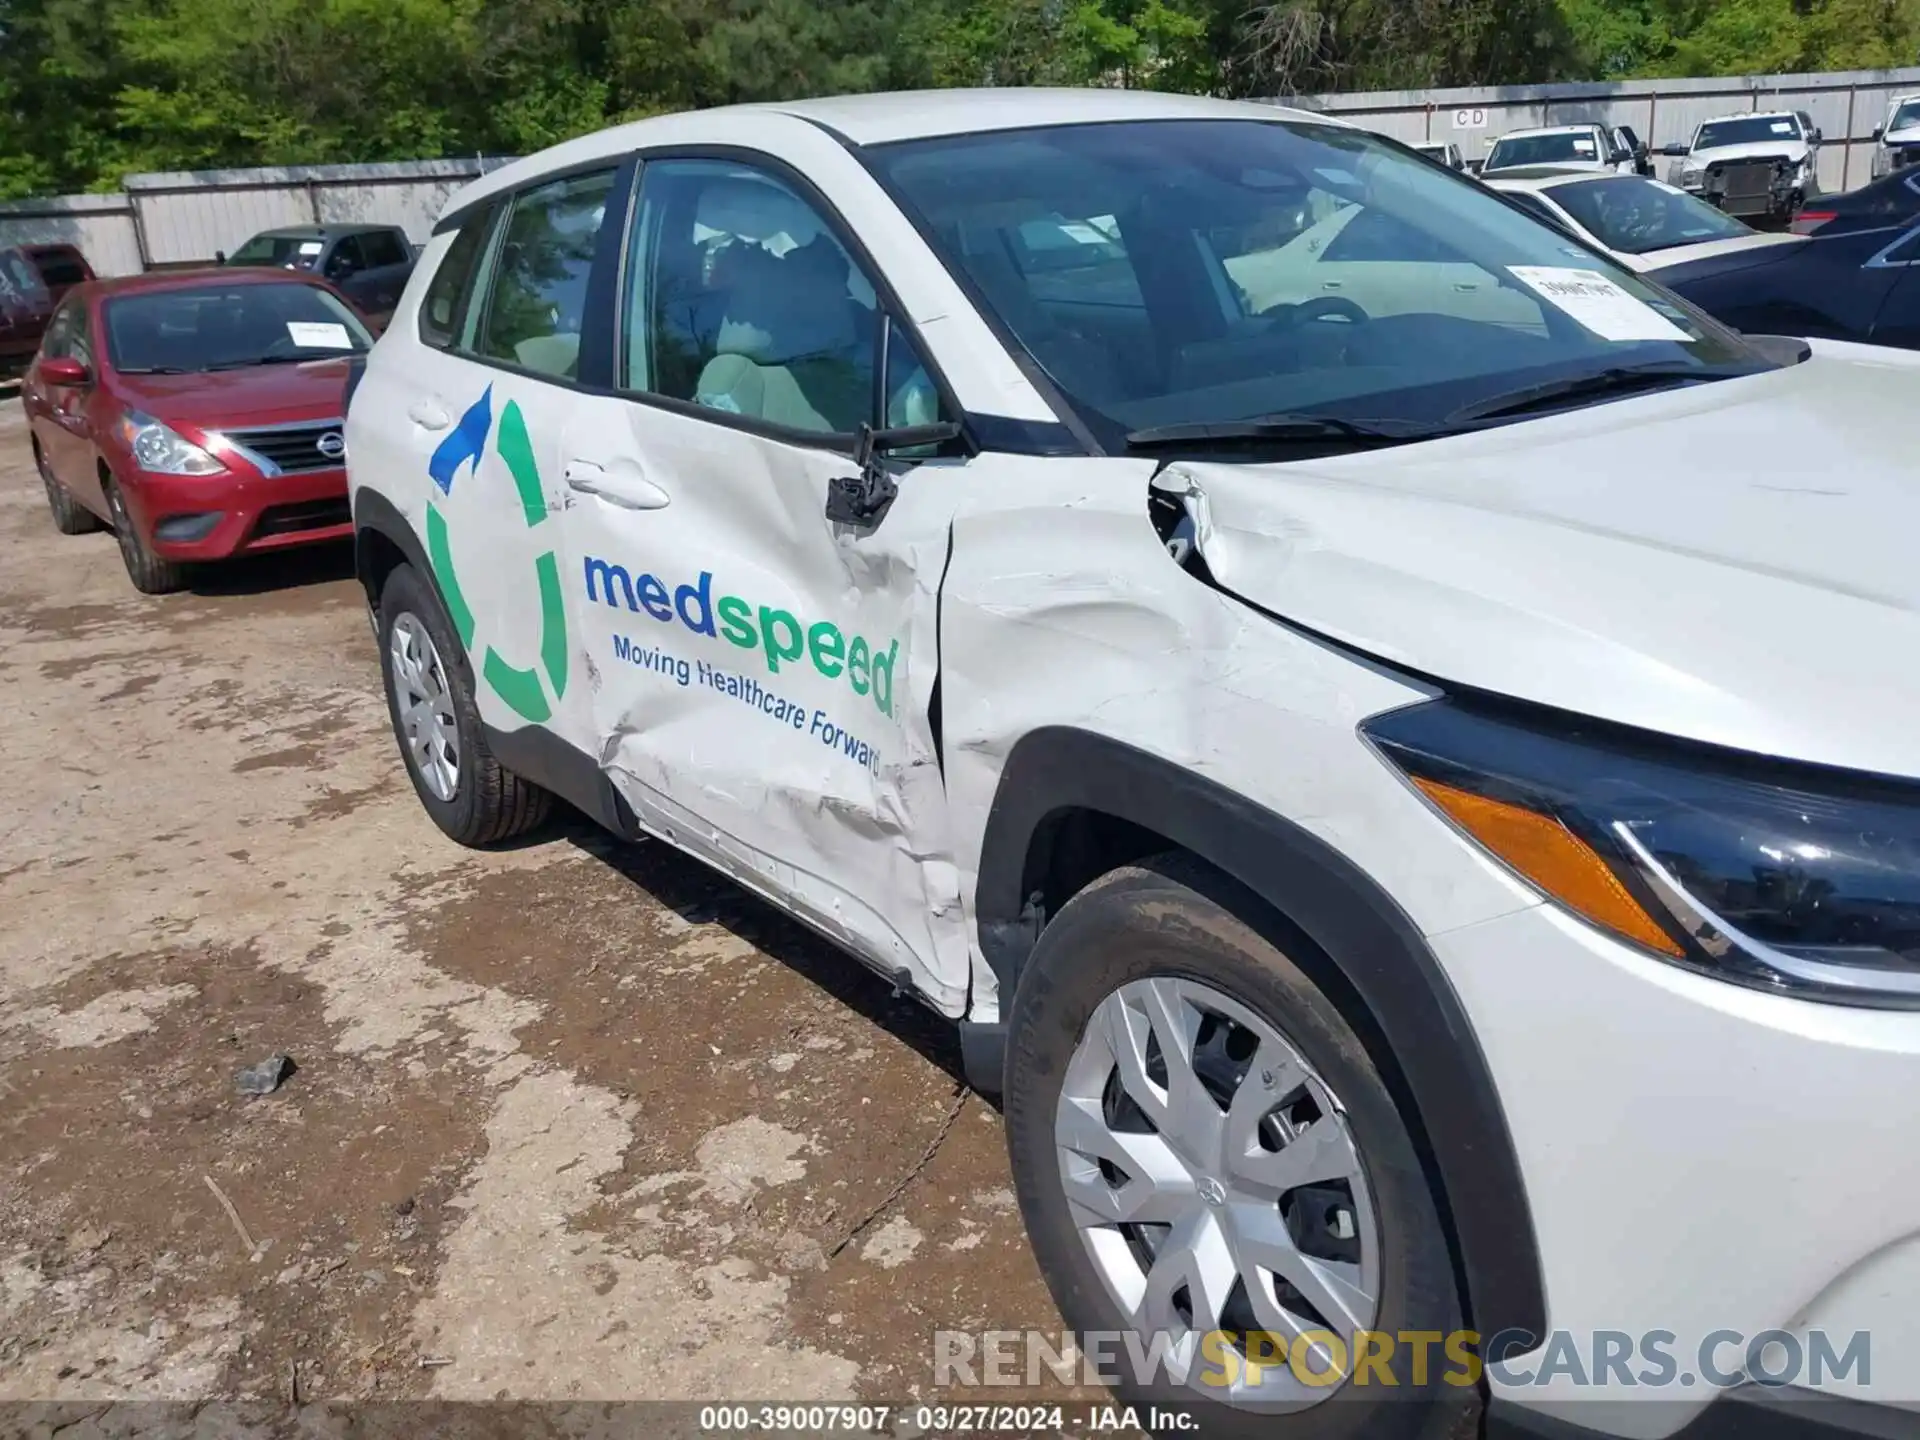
(376, 562), (552, 847)
(104, 478), (185, 594)
(1003, 856), (1468, 1439)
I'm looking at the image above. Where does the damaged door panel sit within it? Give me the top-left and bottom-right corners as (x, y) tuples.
(552, 396), (973, 1012)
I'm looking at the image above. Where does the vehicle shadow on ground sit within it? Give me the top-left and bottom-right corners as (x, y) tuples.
(186, 539), (356, 597)
(554, 811), (978, 1095)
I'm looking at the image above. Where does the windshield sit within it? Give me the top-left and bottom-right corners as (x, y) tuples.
(1891, 101), (1920, 132)
(1694, 117), (1800, 150)
(227, 233), (322, 269)
(104, 282), (372, 372)
(1485, 131), (1602, 170)
(1545, 176), (1751, 254)
(867, 119), (1760, 449)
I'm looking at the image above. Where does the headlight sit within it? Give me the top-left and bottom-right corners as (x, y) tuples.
(119, 410), (225, 475)
(1681, 161), (1704, 179)
(1364, 697), (1920, 1007)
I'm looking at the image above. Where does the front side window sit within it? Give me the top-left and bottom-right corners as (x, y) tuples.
(104, 282), (372, 374)
(471, 168), (617, 380)
(1546, 177), (1750, 255)
(1486, 131), (1601, 171)
(622, 158), (936, 437)
(67, 298), (94, 367)
(1695, 116), (1801, 150)
(39, 301), (73, 359)
(419, 210), (494, 350)
(870, 119), (1763, 450)
(324, 235), (366, 281)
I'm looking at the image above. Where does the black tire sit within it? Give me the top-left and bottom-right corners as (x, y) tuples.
(102, 477), (185, 594)
(1004, 855), (1470, 1440)
(36, 440), (102, 535)
(376, 561), (552, 847)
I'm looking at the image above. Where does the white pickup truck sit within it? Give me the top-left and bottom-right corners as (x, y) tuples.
(1482, 122), (1649, 177)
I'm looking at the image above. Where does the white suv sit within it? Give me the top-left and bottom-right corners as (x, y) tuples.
(347, 88), (1920, 1438)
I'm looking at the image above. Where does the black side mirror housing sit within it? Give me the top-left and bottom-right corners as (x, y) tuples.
(1661, 143), (1690, 157)
(826, 421), (964, 528)
(214, 249), (227, 264)
(1874, 126), (1886, 142)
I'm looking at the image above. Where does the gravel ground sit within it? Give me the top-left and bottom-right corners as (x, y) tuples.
(0, 398), (1119, 1435)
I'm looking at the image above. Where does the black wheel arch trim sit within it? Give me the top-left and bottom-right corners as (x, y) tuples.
(352, 489), (639, 840)
(976, 724), (1548, 1343)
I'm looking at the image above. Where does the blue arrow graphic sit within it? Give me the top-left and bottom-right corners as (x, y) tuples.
(428, 387), (493, 496)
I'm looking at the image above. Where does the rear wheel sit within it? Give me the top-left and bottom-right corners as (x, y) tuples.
(1004, 856), (1468, 1439)
(36, 440), (101, 535)
(103, 477), (185, 594)
(377, 562), (552, 847)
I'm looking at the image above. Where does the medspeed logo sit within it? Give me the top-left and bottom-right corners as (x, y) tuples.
(584, 557), (899, 717)
(425, 387), (568, 724)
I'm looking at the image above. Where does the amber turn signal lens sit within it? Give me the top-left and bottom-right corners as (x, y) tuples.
(1412, 775), (1684, 958)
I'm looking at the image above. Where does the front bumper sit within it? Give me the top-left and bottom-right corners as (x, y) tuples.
(1429, 895), (1920, 1436)
(120, 461), (351, 561)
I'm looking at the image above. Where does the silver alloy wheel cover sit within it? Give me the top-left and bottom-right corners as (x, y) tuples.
(389, 612), (460, 803)
(1056, 976), (1380, 1411)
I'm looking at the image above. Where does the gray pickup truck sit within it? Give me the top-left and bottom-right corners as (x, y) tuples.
(222, 224), (416, 324)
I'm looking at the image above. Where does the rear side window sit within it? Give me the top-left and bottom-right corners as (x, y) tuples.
(419, 211), (493, 350)
(470, 168), (617, 380)
(361, 230), (409, 269)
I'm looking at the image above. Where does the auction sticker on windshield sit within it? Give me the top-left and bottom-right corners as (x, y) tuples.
(1507, 266), (1691, 342)
(286, 321), (352, 349)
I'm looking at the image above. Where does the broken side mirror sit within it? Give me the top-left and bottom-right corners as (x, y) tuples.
(825, 421), (964, 528)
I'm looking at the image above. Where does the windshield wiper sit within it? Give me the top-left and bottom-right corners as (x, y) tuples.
(205, 353), (345, 371)
(117, 365), (196, 375)
(1125, 413), (1447, 451)
(1445, 363), (1741, 424)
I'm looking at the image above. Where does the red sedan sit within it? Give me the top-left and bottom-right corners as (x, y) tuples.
(24, 269), (370, 594)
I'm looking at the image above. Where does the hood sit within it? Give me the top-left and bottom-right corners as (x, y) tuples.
(1490, 158), (1616, 176)
(1640, 230), (1804, 273)
(118, 358), (355, 431)
(1883, 125), (1920, 148)
(1161, 339), (1920, 779)
(1688, 139), (1811, 165)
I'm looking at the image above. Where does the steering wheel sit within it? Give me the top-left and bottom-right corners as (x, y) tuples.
(1260, 295), (1372, 330)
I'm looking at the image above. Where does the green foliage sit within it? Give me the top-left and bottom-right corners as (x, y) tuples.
(0, 0), (1916, 201)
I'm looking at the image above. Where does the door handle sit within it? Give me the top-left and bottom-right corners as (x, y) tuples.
(408, 400), (450, 431)
(564, 459), (670, 511)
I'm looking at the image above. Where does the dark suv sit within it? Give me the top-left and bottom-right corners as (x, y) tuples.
(223, 224), (415, 325)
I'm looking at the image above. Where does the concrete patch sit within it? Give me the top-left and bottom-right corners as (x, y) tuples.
(4, 984), (197, 1049)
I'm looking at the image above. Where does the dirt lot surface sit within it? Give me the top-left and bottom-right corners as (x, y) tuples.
(0, 400), (1107, 1434)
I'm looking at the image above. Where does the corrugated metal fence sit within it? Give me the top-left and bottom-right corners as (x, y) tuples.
(0, 158), (511, 277)
(1280, 66), (1920, 194)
